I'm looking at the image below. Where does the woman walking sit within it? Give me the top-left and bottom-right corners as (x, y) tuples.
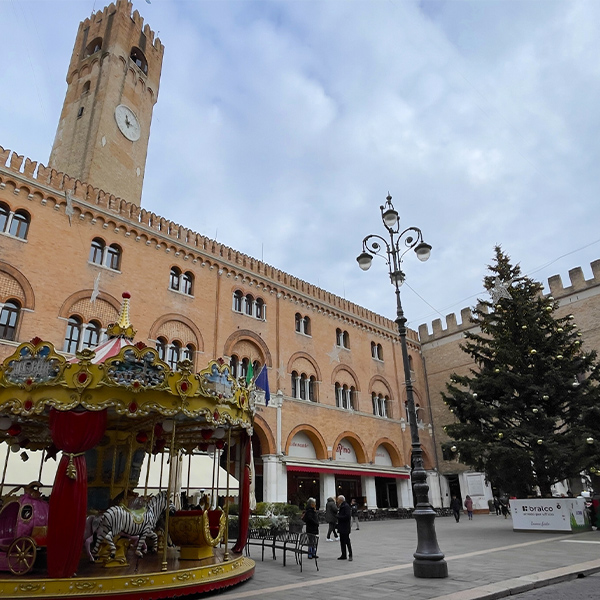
(464, 495), (473, 520)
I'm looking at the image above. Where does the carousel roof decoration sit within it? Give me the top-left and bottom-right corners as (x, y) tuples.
(0, 292), (254, 450)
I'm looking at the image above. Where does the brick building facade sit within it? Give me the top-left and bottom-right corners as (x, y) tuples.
(0, 0), (439, 510)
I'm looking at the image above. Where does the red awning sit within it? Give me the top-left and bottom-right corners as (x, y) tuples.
(285, 464), (409, 479)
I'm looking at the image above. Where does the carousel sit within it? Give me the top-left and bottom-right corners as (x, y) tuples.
(0, 293), (256, 599)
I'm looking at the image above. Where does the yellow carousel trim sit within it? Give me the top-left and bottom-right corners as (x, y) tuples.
(0, 556), (255, 599)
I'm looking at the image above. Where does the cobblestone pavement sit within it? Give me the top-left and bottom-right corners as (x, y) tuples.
(209, 514), (600, 600)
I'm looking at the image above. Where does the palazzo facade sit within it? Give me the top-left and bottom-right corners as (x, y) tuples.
(0, 0), (440, 511)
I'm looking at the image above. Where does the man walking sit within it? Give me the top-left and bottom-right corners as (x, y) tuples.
(336, 495), (353, 561)
(325, 496), (339, 541)
(450, 495), (462, 523)
(350, 498), (360, 530)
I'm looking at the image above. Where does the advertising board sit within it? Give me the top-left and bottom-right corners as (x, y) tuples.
(511, 498), (591, 532)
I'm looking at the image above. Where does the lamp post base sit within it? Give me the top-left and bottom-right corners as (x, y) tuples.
(413, 558), (449, 579)
(412, 506), (448, 579)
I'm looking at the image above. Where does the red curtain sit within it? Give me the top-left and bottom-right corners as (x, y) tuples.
(47, 408), (107, 578)
(232, 436), (251, 553)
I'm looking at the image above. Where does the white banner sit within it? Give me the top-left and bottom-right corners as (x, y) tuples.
(511, 498), (589, 532)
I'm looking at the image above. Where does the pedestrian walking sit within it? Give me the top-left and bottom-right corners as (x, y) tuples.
(325, 496), (339, 541)
(493, 496), (501, 516)
(450, 495), (462, 522)
(301, 497), (319, 559)
(464, 495), (473, 520)
(350, 498), (360, 530)
(336, 495), (353, 561)
(499, 496), (510, 519)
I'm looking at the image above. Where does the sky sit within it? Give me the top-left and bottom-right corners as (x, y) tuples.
(2, 0), (600, 332)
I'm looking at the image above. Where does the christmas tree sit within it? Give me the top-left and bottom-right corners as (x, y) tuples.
(442, 247), (600, 497)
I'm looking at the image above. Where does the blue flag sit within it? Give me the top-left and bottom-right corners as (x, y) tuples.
(255, 366), (270, 406)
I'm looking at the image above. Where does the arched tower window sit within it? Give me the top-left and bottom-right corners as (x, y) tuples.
(89, 238), (105, 265)
(82, 320), (101, 349)
(130, 47), (148, 74)
(106, 244), (121, 270)
(85, 37), (102, 57)
(156, 336), (167, 362)
(0, 203), (10, 231)
(167, 341), (182, 370)
(182, 272), (194, 296)
(169, 267), (181, 291)
(233, 290), (243, 313)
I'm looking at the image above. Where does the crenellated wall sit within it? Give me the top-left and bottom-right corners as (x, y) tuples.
(418, 261), (600, 343)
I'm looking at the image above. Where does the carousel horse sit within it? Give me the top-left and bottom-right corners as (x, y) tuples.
(91, 491), (171, 559)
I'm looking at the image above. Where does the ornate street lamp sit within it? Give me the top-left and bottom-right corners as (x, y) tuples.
(357, 193), (447, 579)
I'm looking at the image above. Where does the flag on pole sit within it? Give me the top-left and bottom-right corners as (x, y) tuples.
(245, 361), (254, 386)
(255, 366), (270, 406)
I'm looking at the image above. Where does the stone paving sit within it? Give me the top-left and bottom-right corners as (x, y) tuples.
(213, 513), (600, 600)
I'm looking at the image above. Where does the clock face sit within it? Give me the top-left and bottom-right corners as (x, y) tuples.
(114, 104), (141, 141)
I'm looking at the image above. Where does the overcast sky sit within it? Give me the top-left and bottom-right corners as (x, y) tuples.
(2, 0), (600, 332)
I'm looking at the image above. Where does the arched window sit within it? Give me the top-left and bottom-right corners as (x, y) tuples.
(241, 357), (249, 380)
(343, 331), (350, 349)
(182, 272), (194, 296)
(372, 393), (388, 418)
(299, 373), (307, 400)
(183, 343), (195, 364)
(64, 316), (83, 353)
(0, 203), (10, 232)
(82, 320), (101, 349)
(336, 329), (349, 349)
(167, 341), (181, 370)
(82, 81), (91, 96)
(291, 371), (299, 398)
(0, 300), (20, 341)
(85, 37), (102, 57)
(233, 290), (243, 313)
(106, 244), (121, 270)
(295, 314), (311, 335)
(130, 47), (148, 74)
(230, 355), (240, 378)
(8, 210), (30, 240)
(169, 267), (181, 291)
(89, 238), (105, 265)
(245, 294), (254, 316)
(409, 355), (414, 373)
(372, 342), (383, 361)
(156, 337), (167, 362)
(335, 383), (353, 410)
(308, 376), (316, 402)
(255, 298), (265, 320)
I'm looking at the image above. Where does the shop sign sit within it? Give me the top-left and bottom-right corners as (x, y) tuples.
(336, 438), (357, 463)
(374, 445), (392, 466)
(289, 432), (317, 458)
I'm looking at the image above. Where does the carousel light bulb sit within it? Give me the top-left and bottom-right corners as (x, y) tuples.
(530, 349), (537, 355)
(213, 427), (226, 439)
(587, 437), (594, 444)
(532, 408), (539, 413)
(521, 325), (527, 330)
(0, 416), (12, 431)
(10, 443), (20, 453)
(498, 432), (504, 439)
(472, 393), (478, 399)
(162, 419), (174, 433)
(542, 395), (549, 400)
(451, 446), (457, 452)
(557, 328), (563, 333)
(556, 355), (563, 360)
(537, 439), (543, 445)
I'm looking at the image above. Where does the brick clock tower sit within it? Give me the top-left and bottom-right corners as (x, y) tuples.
(49, 0), (163, 206)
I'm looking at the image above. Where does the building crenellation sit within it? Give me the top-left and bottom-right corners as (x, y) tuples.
(419, 261), (600, 344)
(0, 143), (408, 340)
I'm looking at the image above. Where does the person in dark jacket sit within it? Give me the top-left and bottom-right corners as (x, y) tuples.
(325, 496), (339, 541)
(336, 495), (353, 561)
(350, 498), (360, 530)
(450, 495), (462, 522)
(302, 497), (319, 558)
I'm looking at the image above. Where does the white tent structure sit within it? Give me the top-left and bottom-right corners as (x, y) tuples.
(135, 451), (239, 508)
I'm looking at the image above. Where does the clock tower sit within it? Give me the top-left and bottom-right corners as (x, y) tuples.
(48, 0), (163, 206)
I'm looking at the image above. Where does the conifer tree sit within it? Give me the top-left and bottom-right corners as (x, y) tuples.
(442, 246), (600, 497)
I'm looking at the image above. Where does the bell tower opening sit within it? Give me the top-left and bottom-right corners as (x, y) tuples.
(48, 0), (164, 207)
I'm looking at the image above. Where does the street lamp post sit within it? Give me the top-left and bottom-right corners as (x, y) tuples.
(357, 194), (447, 579)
